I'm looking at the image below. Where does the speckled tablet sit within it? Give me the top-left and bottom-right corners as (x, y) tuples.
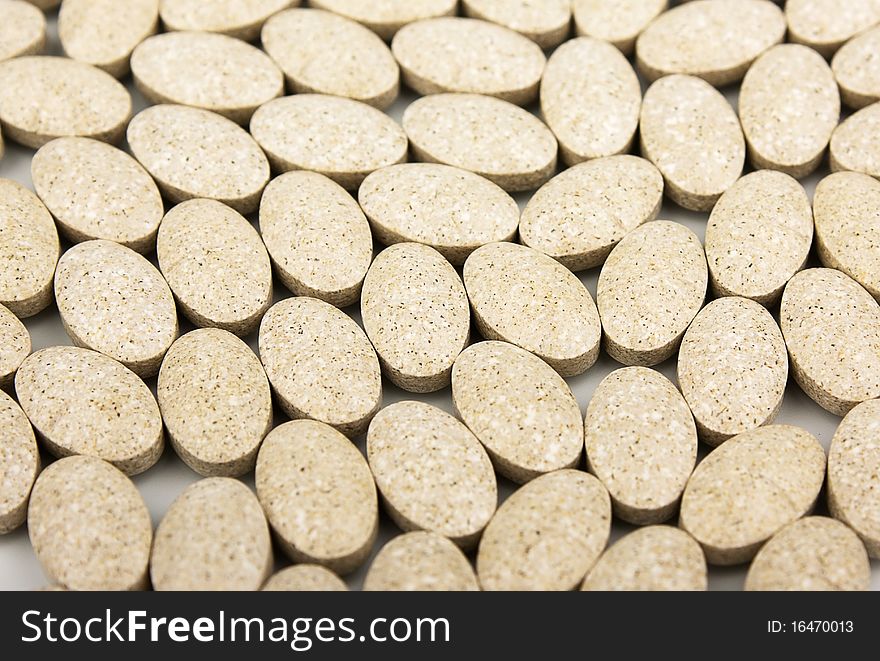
(572, 0), (666, 54)
(786, 0), (880, 58)
(311, 0), (456, 39)
(0, 391), (38, 535)
(0, 0), (46, 62)
(0, 304), (29, 390)
(364, 531), (479, 591)
(160, 0), (296, 41)
(263, 565), (348, 591)
(830, 101), (880, 179)
(461, 0), (570, 48)
(832, 26), (880, 109)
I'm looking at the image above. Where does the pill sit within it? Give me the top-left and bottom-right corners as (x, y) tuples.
(832, 25), (880, 109)
(828, 399), (880, 557)
(0, 304), (30, 389)
(263, 565), (348, 592)
(403, 93), (557, 193)
(581, 526), (707, 591)
(739, 45), (840, 178)
(367, 401), (497, 548)
(477, 469), (611, 591)
(636, 0), (785, 87)
(786, 0), (880, 58)
(464, 242), (601, 376)
(0, 391), (39, 535)
(157, 199), (273, 336)
(361, 243), (470, 392)
(814, 172), (880, 302)
(572, 0), (666, 54)
(461, 0), (570, 49)
(251, 94), (408, 191)
(310, 0), (456, 40)
(0, 0), (46, 62)
(262, 8), (399, 109)
(259, 297), (382, 437)
(54, 240), (179, 378)
(255, 419), (378, 574)
(705, 170), (813, 306)
(597, 221), (707, 366)
(0, 178), (60, 319)
(259, 171), (373, 307)
(0, 56), (131, 149)
(359, 163), (519, 266)
(780, 268), (880, 415)
(151, 478), (273, 591)
(31, 137), (164, 254)
(540, 37), (641, 167)
(28, 455), (152, 591)
(829, 101), (880, 180)
(392, 17), (545, 106)
(364, 531), (479, 591)
(745, 517), (871, 591)
(157, 329), (272, 477)
(640, 75), (745, 211)
(159, 0), (295, 41)
(452, 341), (583, 484)
(678, 297), (788, 445)
(59, 0), (158, 78)
(131, 31), (283, 125)
(680, 425), (827, 565)
(585, 367), (697, 524)
(16, 346), (164, 475)
(520, 156), (663, 271)
(128, 104), (270, 214)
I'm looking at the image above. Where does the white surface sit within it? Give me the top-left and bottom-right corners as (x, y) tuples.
(1, 6), (877, 591)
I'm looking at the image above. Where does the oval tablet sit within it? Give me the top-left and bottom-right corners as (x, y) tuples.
(705, 170), (813, 306)
(31, 137), (164, 254)
(131, 31), (282, 125)
(832, 25), (880, 109)
(310, 0), (456, 40)
(780, 268), (880, 415)
(158, 329), (272, 477)
(151, 478), (273, 591)
(640, 75), (745, 211)
(263, 565), (348, 591)
(157, 199), (272, 336)
(259, 171), (372, 307)
(453, 341), (582, 484)
(572, 0), (666, 54)
(367, 401), (497, 548)
(541, 37), (641, 166)
(28, 455), (152, 591)
(786, 0), (880, 58)
(745, 517), (871, 591)
(0, 56), (131, 148)
(680, 425), (826, 565)
(361, 243), (469, 392)
(392, 17), (544, 106)
(262, 9), (398, 109)
(359, 163), (519, 266)
(464, 242), (601, 376)
(403, 93), (557, 193)
(364, 531), (479, 591)
(59, 0), (158, 77)
(520, 156), (663, 271)
(0, 304), (30, 389)
(828, 399), (880, 557)
(0, 391), (39, 535)
(251, 94), (407, 190)
(160, 0), (295, 41)
(678, 297), (788, 445)
(128, 104), (270, 214)
(0, 178), (60, 318)
(255, 419), (378, 574)
(16, 346), (164, 475)
(462, 0), (570, 49)
(0, 0), (45, 62)
(739, 44), (840, 178)
(55, 240), (178, 378)
(477, 469), (611, 591)
(259, 297), (382, 437)
(581, 526), (707, 591)
(830, 101), (880, 180)
(636, 0), (785, 87)
(597, 221), (707, 366)
(585, 367), (697, 524)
